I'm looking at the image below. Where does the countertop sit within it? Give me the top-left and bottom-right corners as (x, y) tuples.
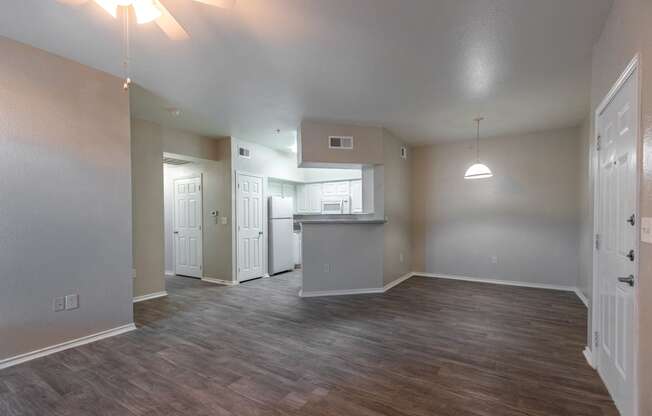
(298, 218), (386, 224)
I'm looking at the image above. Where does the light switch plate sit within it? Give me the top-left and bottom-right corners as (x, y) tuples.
(65, 294), (79, 310)
(53, 297), (65, 312)
(642, 217), (652, 244)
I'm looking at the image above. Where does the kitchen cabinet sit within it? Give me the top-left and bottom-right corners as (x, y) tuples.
(322, 181), (349, 197)
(293, 231), (302, 265)
(350, 180), (362, 213)
(307, 183), (322, 213)
(296, 183), (322, 214)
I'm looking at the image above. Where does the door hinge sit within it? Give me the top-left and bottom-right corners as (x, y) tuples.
(594, 331), (599, 348)
(597, 135), (601, 151)
(595, 234), (600, 250)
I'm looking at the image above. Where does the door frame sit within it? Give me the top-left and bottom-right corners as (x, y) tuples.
(172, 174), (204, 278)
(234, 171), (268, 282)
(591, 53), (640, 416)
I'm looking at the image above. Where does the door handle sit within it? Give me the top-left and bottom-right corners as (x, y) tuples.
(627, 214), (636, 226)
(174, 231), (179, 234)
(259, 231), (264, 236)
(618, 275), (635, 287)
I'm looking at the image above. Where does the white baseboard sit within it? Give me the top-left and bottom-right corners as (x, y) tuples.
(133, 291), (168, 303)
(164, 270), (175, 277)
(202, 277), (237, 286)
(574, 288), (589, 308)
(583, 347), (596, 369)
(299, 287), (385, 298)
(414, 272), (577, 292)
(383, 272), (415, 291)
(0, 323), (136, 370)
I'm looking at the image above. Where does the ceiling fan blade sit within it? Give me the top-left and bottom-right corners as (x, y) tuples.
(153, 0), (189, 40)
(191, 0), (236, 8)
(55, 0), (90, 5)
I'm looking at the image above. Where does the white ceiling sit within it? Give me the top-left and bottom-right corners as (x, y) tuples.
(1, 0), (612, 149)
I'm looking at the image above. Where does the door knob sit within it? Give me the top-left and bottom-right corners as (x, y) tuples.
(627, 214), (636, 226)
(174, 231), (179, 234)
(259, 231), (264, 236)
(618, 275), (635, 287)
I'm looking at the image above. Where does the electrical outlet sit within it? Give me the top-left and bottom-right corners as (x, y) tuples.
(491, 256), (498, 265)
(399, 253), (404, 263)
(323, 264), (331, 273)
(65, 294), (79, 310)
(53, 297), (65, 312)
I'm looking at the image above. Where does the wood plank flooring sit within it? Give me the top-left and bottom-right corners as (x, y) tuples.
(0, 272), (618, 415)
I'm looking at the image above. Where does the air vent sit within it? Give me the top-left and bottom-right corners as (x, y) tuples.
(401, 146), (408, 160)
(238, 146), (251, 159)
(163, 157), (190, 166)
(329, 136), (354, 149)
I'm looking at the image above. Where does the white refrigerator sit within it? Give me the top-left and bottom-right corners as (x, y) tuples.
(268, 196), (294, 275)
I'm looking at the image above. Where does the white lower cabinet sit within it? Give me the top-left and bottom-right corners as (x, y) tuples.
(293, 231), (302, 265)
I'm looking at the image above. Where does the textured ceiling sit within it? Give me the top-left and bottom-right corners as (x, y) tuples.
(1, 0), (612, 149)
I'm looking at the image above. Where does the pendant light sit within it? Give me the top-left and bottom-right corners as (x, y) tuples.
(464, 117), (493, 180)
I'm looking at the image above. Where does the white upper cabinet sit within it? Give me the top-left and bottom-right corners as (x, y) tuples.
(350, 180), (362, 213)
(296, 180), (361, 214)
(323, 181), (349, 197)
(307, 183), (322, 213)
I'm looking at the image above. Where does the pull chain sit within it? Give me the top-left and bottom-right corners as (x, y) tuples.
(123, 7), (131, 90)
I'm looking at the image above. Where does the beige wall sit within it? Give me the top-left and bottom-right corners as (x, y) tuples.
(411, 127), (582, 288)
(299, 120), (384, 167)
(0, 37), (133, 362)
(132, 118), (232, 295)
(131, 119), (166, 297)
(382, 130), (412, 285)
(589, 0), (652, 412)
(164, 158), (232, 282)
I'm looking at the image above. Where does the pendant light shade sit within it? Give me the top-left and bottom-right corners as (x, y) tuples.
(464, 117), (493, 180)
(464, 163), (493, 179)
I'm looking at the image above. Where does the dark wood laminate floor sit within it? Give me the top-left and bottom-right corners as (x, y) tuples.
(0, 273), (618, 416)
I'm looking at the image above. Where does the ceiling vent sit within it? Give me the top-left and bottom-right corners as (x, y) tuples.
(163, 157), (190, 165)
(329, 136), (354, 150)
(238, 146), (251, 159)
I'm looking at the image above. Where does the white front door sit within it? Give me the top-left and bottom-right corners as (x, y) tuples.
(174, 176), (203, 278)
(596, 66), (638, 416)
(237, 173), (264, 281)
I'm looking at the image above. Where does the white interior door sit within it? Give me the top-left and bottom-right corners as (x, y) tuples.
(174, 177), (203, 278)
(237, 173), (264, 281)
(596, 67), (638, 416)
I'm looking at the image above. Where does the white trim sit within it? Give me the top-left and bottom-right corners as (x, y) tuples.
(133, 291), (168, 303)
(383, 272), (415, 291)
(0, 323), (136, 370)
(165, 270), (175, 277)
(299, 287), (385, 298)
(575, 288), (589, 308)
(591, 53), (641, 416)
(202, 277), (238, 286)
(584, 347), (596, 369)
(414, 272), (577, 292)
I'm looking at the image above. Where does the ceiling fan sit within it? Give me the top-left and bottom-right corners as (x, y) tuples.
(57, 0), (235, 40)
